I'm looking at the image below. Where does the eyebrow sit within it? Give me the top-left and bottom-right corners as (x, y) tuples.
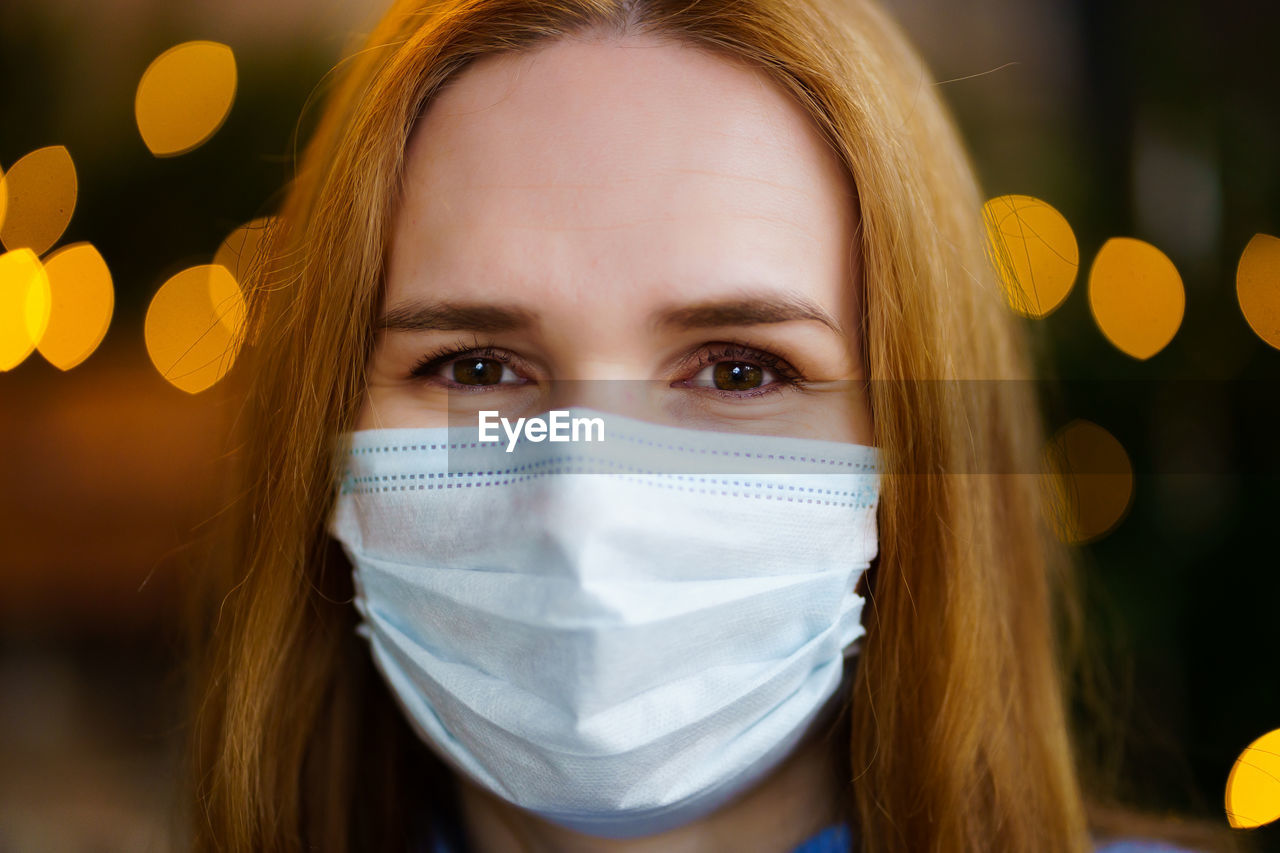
(377, 300), (537, 333)
(654, 294), (844, 336)
(376, 293), (844, 336)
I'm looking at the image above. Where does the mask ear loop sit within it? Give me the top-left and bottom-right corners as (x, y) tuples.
(842, 636), (863, 660)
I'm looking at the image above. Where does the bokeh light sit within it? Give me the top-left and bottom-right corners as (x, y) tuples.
(1225, 727), (1280, 829)
(144, 264), (246, 393)
(983, 194), (1079, 318)
(1040, 419), (1134, 544)
(0, 163), (8, 233)
(1236, 233), (1280, 351)
(1088, 237), (1185, 360)
(0, 248), (52, 371)
(213, 216), (275, 283)
(37, 242), (114, 371)
(0, 146), (77, 256)
(135, 41), (238, 157)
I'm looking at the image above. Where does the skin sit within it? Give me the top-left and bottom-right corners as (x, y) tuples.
(358, 30), (873, 853)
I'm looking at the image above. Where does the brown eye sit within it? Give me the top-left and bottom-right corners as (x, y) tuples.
(712, 361), (763, 391)
(453, 358), (506, 385)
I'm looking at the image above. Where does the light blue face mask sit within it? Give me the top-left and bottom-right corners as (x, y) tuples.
(326, 408), (882, 839)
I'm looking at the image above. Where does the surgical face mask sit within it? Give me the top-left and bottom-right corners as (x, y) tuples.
(326, 408), (882, 839)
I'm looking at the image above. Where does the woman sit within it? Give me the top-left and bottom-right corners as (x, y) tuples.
(186, 0), (1231, 850)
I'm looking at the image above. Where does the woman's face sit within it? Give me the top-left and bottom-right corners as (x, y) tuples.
(359, 33), (872, 445)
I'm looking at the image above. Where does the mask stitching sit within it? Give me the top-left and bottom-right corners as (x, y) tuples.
(341, 456), (876, 493)
(343, 454), (875, 482)
(347, 434), (879, 470)
(340, 471), (879, 507)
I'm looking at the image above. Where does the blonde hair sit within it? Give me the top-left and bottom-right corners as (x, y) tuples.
(189, 0), (1100, 849)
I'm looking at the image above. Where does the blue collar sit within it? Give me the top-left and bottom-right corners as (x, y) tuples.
(790, 824), (853, 853)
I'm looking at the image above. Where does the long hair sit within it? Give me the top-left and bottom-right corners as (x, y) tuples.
(188, 1), (1101, 849)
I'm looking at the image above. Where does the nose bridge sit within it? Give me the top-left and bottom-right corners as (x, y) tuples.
(535, 280), (668, 420)
(547, 370), (658, 422)
(532, 469), (623, 583)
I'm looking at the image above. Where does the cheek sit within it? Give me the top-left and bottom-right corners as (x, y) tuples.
(819, 337), (872, 445)
(353, 383), (455, 430)
(351, 340), (436, 430)
(819, 386), (873, 445)
(784, 387), (872, 444)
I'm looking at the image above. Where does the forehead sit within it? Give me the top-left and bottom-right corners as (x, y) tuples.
(389, 33), (857, 314)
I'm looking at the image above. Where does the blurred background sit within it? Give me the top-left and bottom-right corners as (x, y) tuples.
(1, 0), (1277, 849)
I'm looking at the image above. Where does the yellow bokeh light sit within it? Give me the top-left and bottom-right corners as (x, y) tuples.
(144, 264), (247, 393)
(983, 194), (1079, 318)
(1236, 233), (1280, 351)
(1225, 727), (1280, 829)
(1040, 419), (1134, 544)
(0, 145), (77, 256)
(37, 242), (114, 371)
(135, 41), (237, 157)
(213, 216), (275, 286)
(0, 164), (8, 234)
(0, 248), (52, 370)
(1088, 237), (1185, 360)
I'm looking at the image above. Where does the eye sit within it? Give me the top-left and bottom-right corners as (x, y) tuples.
(693, 360), (771, 391)
(676, 343), (802, 397)
(409, 345), (532, 389)
(451, 357), (517, 386)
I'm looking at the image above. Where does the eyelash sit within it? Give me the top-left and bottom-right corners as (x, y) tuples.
(681, 343), (804, 398)
(408, 340), (805, 397)
(409, 342), (522, 390)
